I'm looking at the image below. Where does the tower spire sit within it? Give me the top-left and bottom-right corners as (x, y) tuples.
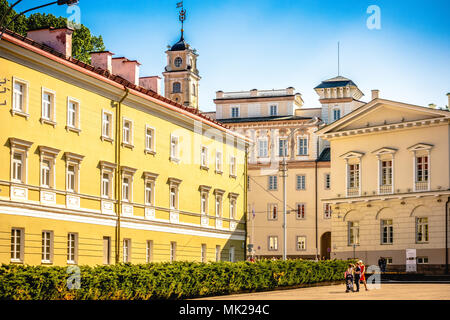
(179, 6), (186, 40)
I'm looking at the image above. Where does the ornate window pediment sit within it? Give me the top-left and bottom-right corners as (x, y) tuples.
(371, 147), (398, 156)
(339, 151), (365, 159)
(407, 143), (433, 152)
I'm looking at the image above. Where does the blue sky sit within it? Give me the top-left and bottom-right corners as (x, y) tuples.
(19, 0), (450, 111)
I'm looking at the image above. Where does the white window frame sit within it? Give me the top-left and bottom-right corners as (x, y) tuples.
(200, 145), (208, 169)
(297, 136), (308, 156)
(11, 151), (25, 184)
(201, 192), (208, 215)
(123, 238), (131, 263)
(39, 146), (59, 189)
(41, 230), (53, 264)
(268, 175), (278, 190)
(278, 138), (288, 157)
(201, 243), (207, 263)
(229, 246), (235, 262)
(215, 151), (223, 173)
(268, 203), (278, 220)
(323, 203), (332, 219)
(170, 134), (180, 162)
(258, 139), (268, 158)
(229, 155), (237, 177)
(122, 118), (134, 148)
(12, 77), (29, 117)
(215, 194), (223, 217)
(381, 219), (393, 245)
(296, 203), (306, 220)
(64, 152), (84, 193)
(296, 236), (306, 251)
(296, 174), (306, 190)
(10, 228), (24, 263)
(215, 245), (221, 262)
(121, 168), (136, 203)
(101, 110), (113, 141)
(229, 198), (236, 220)
(170, 241), (177, 262)
(408, 144), (432, 192)
(9, 138), (32, 184)
(100, 161), (116, 199)
(145, 179), (155, 206)
(145, 125), (156, 154)
(67, 232), (78, 264)
(268, 236), (278, 251)
(231, 106), (240, 118)
(66, 97), (81, 132)
(333, 108), (341, 121)
(348, 221), (360, 246)
(416, 217), (429, 243)
(146, 240), (153, 263)
(269, 104), (278, 116)
(41, 88), (56, 125)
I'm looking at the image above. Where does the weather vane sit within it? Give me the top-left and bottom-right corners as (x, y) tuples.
(177, 2), (186, 38)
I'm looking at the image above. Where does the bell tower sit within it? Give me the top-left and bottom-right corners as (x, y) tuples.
(163, 6), (200, 109)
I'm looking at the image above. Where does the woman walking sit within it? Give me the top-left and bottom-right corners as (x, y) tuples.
(358, 260), (369, 291)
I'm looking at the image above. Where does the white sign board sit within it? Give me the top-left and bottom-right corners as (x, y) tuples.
(406, 249), (417, 272)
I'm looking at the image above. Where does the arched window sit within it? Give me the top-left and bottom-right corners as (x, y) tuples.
(173, 82), (181, 93)
(192, 83), (196, 96)
(174, 57), (182, 67)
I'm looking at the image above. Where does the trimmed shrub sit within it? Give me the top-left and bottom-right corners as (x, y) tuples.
(0, 259), (352, 300)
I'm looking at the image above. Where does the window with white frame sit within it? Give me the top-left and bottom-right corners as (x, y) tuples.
(145, 126), (155, 153)
(67, 98), (80, 131)
(229, 194), (238, 219)
(41, 231), (53, 263)
(324, 203), (332, 219)
(297, 236), (306, 251)
(66, 164), (77, 192)
(215, 151), (223, 173)
(268, 175), (278, 190)
(333, 108), (341, 121)
(102, 111), (113, 140)
(41, 159), (51, 188)
(100, 162), (115, 199)
(41, 89), (56, 123)
(122, 168), (137, 203)
(348, 221), (360, 245)
(269, 105), (277, 116)
(168, 179), (181, 210)
(381, 219), (393, 244)
(416, 217), (429, 243)
(122, 119), (133, 146)
(278, 138), (288, 157)
(268, 236), (278, 251)
(231, 107), (239, 118)
(297, 137), (308, 156)
(12, 78), (28, 114)
(348, 164), (360, 188)
(39, 147), (59, 189)
(408, 144), (432, 192)
(379, 160), (393, 194)
(170, 135), (179, 161)
(146, 240), (153, 263)
(215, 194), (223, 217)
(67, 233), (77, 264)
(325, 173), (331, 190)
(229, 156), (236, 177)
(215, 245), (221, 262)
(170, 241), (177, 262)
(201, 146), (208, 168)
(201, 192), (208, 215)
(296, 174), (306, 190)
(268, 203), (278, 220)
(144, 173), (158, 206)
(9, 138), (32, 184)
(296, 203), (305, 219)
(416, 156), (429, 187)
(258, 139), (268, 158)
(123, 239), (131, 263)
(201, 244), (207, 263)
(10, 228), (24, 262)
(229, 246), (235, 262)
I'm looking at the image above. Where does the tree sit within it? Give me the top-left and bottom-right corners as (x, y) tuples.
(0, 0), (105, 63)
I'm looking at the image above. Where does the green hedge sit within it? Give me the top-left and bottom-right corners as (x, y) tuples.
(0, 259), (352, 300)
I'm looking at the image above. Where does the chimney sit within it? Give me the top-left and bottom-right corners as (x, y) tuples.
(216, 91), (224, 99)
(111, 57), (141, 85)
(90, 51), (114, 73)
(250, 89), (258, 97)
(27, 27), (73, 57)
(371, 89), (380, 100)
(286, 87), (295, 95)
(139, 76), (161, 95)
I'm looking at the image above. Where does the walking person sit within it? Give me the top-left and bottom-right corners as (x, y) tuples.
(378, 257), (383, 272)
(358, 260), (369, 291)
(344, 264), (354, 293)
(354, 262), (361, 292)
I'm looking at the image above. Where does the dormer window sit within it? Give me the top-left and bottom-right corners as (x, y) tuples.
(333, 108), (341, 121)
(174, 57), (182, 68)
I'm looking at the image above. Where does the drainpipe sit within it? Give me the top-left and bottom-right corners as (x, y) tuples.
(446, 196), (449, 274)
(244, 145), (248, 261)
(315, 159), (318, 260)
(114, 87), (129, 264)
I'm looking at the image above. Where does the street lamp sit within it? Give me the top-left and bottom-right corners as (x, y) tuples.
(280, 127), (301, 261)
(0, 0), (79, 40)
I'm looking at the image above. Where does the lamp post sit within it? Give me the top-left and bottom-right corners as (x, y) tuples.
(280, 127), (301, 261)
(0, 0), (79, 40)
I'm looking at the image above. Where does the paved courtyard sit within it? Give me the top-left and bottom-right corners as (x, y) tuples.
(198, 283), (450, 300)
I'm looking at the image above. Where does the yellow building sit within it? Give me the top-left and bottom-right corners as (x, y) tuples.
(0, 27), (249, 266)
(318, 90), (450, 273)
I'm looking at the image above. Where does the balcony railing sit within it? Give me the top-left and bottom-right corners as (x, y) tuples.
(379, 185), (393, 195)
(415, 181), (429, 191)
(347, 187), (360, 197)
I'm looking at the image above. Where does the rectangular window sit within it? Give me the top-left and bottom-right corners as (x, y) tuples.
(230, 156), (236, 176)
(268, 236), (278, 251)
(12, 152), (24, 183)
(215, 195), (222, 217)
(415, 156), (429, 191)
(42, 91), (55, 121)
(258, 139), (268, 158)
(270, 105), (277, 116)
(170, 186), (178, 210)
(268, 204), (277, 220)
(170, 135), (179, 160)
(41, 159), (52, 188)
(348, 222), (360, 245)
(66, 164), (77, 192)
(296, 175), (306, 190)
(146, 240), (153, 263)
(102, 171), (112, 198)
(41, 231), (52, 263)
(170, 241), (177, 262)
(10, 228), (23, 262)
(268, 175), (278, 190)
(103, 236), (111, 265)
(297, 236), (306, 251)
(229, 246), (235, 262)
(216, 151), (223, 172)
(13, 79), (28, 113)
(417, 257), (429, 264)
(201, 192), (208, 215)
(67, 99), (80, 130)
(231, 107), (239, 118)
(123, 239), (131, 263)
(416, 217), (429, 243)
(145, 126), (155, 152)
(333, 108), (341, 121)
(296, 203), (305, 219)
(145, 181), (153, 205)
(201, 146), (208, 168)
(230, 198), (236, 219)
(201, 244), (207, 263)
(278, 139), (288, 157)
(67, 233), (77, 264)
(122, 119), (132, 145)
(102, 111), (113, 139)
(324, 203), (332, 219)
(122, 176), (131, 202)
(381, 219), (393, 244)
(215, 245), (221, 262)
(297, 137), (308, 156)
(348, 164), (360, 188)
(325, 173), (331, 190)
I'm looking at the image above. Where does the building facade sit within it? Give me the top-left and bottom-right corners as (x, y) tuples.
(0, 27), (248, 266)
(318, 91), (450, 273)
(213, 88), (333, 259)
